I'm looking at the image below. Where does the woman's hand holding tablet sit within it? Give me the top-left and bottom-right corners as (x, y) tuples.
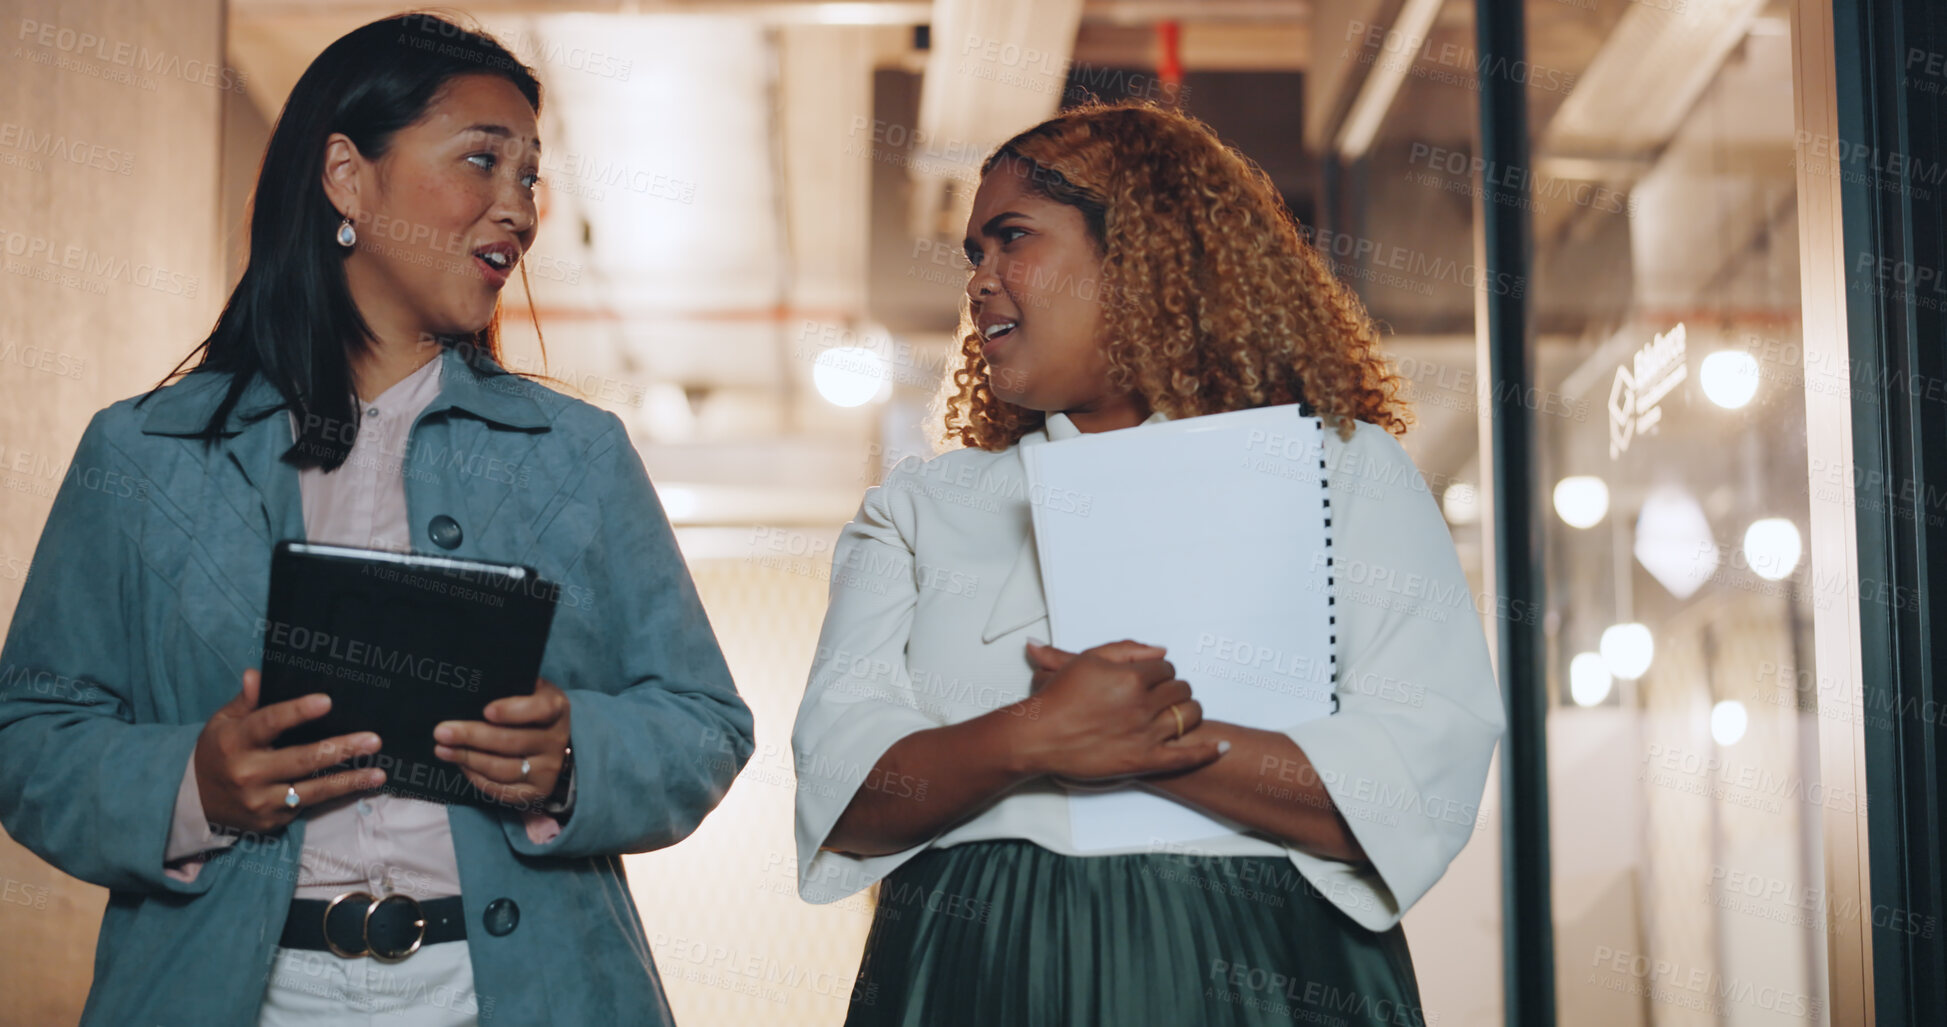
(433, 676), (573, 808)
(193, 668), (388, 833)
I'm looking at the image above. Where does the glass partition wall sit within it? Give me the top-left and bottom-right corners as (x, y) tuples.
(1528, 3), (1831, 1024)
(1329, 0), (1838, 1023)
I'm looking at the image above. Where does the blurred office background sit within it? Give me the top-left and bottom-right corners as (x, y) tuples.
(0, 0), (1865, 1024)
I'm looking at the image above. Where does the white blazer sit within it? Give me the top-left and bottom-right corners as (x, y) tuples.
(791, 409), (1505, 932)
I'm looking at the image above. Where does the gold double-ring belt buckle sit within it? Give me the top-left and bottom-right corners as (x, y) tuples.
(321, 890), (426, 962)
(322, 890), (376, 959)
(364, 893), (427, 962)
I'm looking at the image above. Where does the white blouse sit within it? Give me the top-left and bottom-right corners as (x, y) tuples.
(790, 409), (1505, 932)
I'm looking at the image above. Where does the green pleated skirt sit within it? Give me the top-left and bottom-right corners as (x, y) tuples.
(843, 839), (1425, 1027)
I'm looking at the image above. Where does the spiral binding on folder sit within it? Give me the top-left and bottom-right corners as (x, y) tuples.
(1318, 416), (1339, 714)
(1295, 401), (1339, 716)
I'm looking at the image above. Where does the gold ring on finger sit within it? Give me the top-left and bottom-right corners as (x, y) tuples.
(1169, 703), (1185, 741)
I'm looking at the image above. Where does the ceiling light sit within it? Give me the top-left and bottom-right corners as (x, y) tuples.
(813, 346), (891, 407)
(1711, 700), (1749, 746)
(1742, 517), (1802, 581)
(660, 485), (699, 522)
(1699, 350), (1761, 409)
(1553, 476), (1610, 529)
(1600, 622), (1654, 680)
(1569, 652), (1613, 707)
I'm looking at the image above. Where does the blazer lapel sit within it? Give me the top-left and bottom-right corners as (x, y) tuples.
(979, 438), (1051, 644)
(226, 410), (307, 546)
(979, 532), (1049, 644)
(143, 372), (306, 545)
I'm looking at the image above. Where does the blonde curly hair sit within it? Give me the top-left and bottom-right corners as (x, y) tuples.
(939, 101), (1411, 450)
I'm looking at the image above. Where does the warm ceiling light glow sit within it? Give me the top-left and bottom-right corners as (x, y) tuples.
(1442, 482), (1479, 524)
(660, 485), (699, 521)
(1600, 622), (1655, 680)
(813, 346), (890, 407)
(1569, 652), (1613, 707)
(1553, 476), (1610, 529)
(1700, 350), (1761, 409)
(1742, 517), (1802, 581)
(1711, 700), (1749, 746)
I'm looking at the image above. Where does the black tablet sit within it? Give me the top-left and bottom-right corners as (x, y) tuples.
(257, 540), (561, 807)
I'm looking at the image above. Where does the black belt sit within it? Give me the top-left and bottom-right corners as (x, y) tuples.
(280, 892), (467, 962)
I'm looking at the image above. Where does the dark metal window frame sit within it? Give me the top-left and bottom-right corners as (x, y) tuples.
(1470, 2), (1553, 1026)
(1832, 0), (1947, 1023)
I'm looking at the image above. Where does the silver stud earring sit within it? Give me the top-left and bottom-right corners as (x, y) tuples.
(336, 216), (356, 248)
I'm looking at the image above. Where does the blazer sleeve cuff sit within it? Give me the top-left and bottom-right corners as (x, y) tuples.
(136, 723), (226, 893)
(793, 702), (938, 904)
(517, 764), (576, 845)
(1278, 715), (1433, 932)
(162, 748), (240, 872)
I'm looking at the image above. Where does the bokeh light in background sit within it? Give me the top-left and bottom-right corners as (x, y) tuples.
(1599, 622), (1655, 681)
(1551, 475), (1608, 529)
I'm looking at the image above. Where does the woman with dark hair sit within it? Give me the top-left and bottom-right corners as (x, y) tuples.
(0, 14), (751, 1025)
(792, 102), (1504, 1025)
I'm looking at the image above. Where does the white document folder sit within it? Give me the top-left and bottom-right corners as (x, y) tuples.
(1020, 404), (1338, 850)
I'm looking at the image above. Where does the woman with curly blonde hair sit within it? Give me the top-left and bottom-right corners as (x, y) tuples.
(793, 102), (1504, 1026)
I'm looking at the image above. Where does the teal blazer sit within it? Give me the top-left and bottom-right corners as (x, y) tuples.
(0, 344), (755, 1025)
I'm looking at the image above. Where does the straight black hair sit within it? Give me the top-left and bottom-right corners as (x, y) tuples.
(144, 12), (543, 470)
